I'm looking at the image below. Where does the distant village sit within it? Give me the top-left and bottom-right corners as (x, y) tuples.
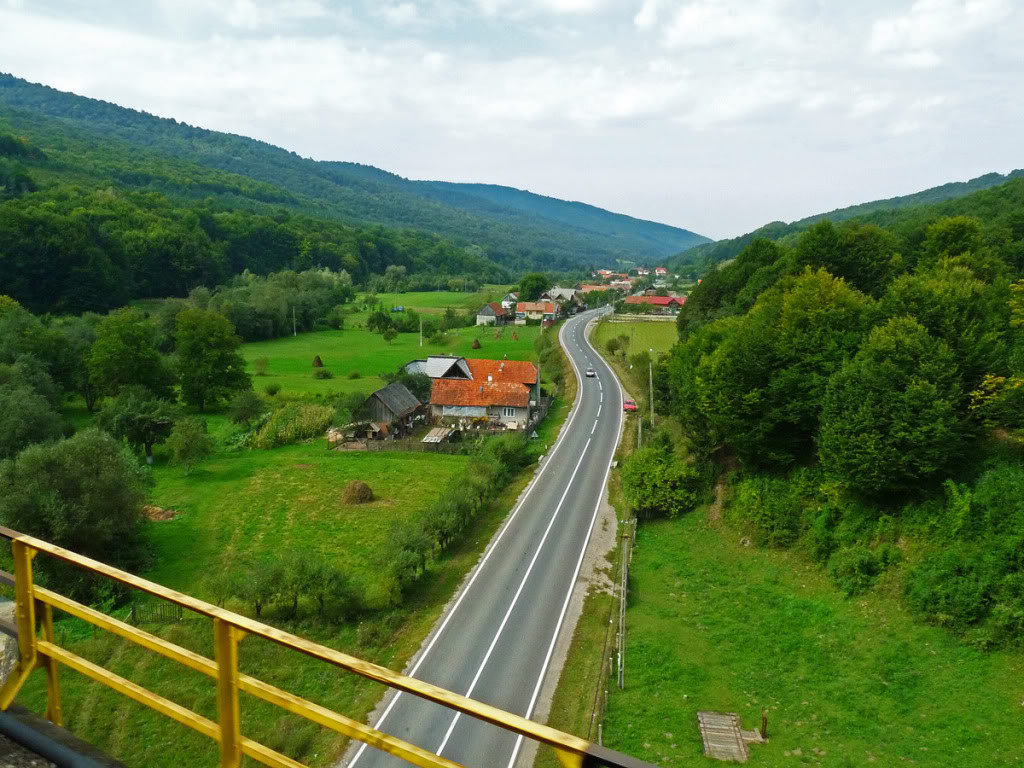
(335, 266), (691, 450)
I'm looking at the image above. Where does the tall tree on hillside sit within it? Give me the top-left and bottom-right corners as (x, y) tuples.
(175, 308), (251, 412)
(89, 308), (175, 400)
(818, 317), (966, 496)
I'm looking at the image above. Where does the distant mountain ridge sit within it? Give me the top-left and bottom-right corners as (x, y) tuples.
(0, 73), (709, 271)
(673, 169), (1024, 273)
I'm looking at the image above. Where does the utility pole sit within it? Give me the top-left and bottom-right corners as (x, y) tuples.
(637, 410), (641, 448)
(419, 315), (423, 347)
(649, 350), (655, 428)
(292, 305), (296, 337)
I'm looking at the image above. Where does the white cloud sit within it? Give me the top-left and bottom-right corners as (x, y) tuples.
(381, 3), (420, 26)
(851, 92), (894, 118)
(869, 0), (1013, 54)
(660, 0), (791, 49)
(633, 0), (661, 29)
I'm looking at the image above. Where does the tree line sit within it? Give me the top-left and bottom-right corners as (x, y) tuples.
(629, 176), (1024, 648)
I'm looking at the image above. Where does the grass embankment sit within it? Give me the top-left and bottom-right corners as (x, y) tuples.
(591, 319), (677, 404)
(365, 286), (511, 315)
(601, 511), (1024, 767)
(20, 305), (575, 768)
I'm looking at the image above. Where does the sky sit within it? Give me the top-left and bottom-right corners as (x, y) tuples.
(1, 0), (1022, 239)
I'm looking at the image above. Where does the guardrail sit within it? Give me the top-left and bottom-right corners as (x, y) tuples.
(0, 526), (654, 768)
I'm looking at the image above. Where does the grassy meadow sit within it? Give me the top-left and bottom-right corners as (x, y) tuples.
(591, 318), (679, 358)
(366, 285), (511, 314)
(242, 323), (541, 397)
(599, 512), (1024, 767)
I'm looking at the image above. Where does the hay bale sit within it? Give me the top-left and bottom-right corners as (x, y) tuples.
(471, 338), (481, 349)
(312, 355), (324, 367)
(342, 481), (374, 504)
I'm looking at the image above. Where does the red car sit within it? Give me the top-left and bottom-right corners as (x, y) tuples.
(623, 398), (638, 412)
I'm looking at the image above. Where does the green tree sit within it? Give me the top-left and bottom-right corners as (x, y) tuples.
(167, 418), (214, 475)
(228, 390), (265, 428)
(818, 317), (966, 496)
(0, 383), (64, 459)
(89, 308), (175, 400)
(97, 386), (178, 464)
(621, 445), (699, 519)
(0, 429), (149, 596)
(366, 310), (394, 333)
(517, 273), (551, 301)
(382, 328), (397, 344)
(175, 308), (251, 412)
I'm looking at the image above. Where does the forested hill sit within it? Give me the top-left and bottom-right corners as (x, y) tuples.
(0, 74), (708, 270)
(673, 168), (1024, 274)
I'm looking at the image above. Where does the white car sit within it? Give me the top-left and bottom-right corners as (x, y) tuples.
(585, 367), (596, 377)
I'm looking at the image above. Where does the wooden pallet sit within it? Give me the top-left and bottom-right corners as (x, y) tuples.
(697, 711), (756, 762)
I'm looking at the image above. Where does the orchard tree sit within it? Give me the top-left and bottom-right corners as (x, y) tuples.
(229, 390), (266, 428)
(818, 317), (967, 496)
(175, 308), (251, 412)
(89, 308), (175, 400)
(167, 418), (214, 475)
(97, 386), (178, 464)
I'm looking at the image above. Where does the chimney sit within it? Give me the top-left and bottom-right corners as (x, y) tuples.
(488, 375), (493, 382)
(500, 362), (505, 371)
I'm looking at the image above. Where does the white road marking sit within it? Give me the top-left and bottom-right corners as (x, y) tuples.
(347, 317), (589, 768)
(505, 332), (626, 768)
(597, 405), (601, 417)
(436, 437), (594, 756)
(591, 420), (597, 435)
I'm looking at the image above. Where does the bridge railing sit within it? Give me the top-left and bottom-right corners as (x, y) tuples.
(0, 526), (653, 768)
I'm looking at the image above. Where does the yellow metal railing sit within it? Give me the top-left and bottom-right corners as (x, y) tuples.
(0, 527), (653, 768)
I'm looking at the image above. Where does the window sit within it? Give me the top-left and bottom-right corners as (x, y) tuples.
(502, 407), (516, 418)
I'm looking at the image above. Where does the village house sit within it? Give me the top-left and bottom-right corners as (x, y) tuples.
(403, 355), (473, 379)
(359, 381), (423, 439)
(655, 267), (668, 277)
(515, 301), (559, 324)
(500, 291), (519, 311)
(624, 295), (686, 314)
(476, 301), (510, 326)
(413, 355), (539, 428)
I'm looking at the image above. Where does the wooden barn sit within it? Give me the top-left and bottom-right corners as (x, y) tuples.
(363, 381), (422, 434)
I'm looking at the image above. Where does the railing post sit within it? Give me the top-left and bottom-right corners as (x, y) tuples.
(214, 618), (243, 768)
(12, 540), (36, 669)
(40, 602), (62, 726)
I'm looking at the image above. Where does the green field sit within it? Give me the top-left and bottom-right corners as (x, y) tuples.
(599, 512), (1024, 767)
(365, 285), (511, 314)
(591, 318), (678, 358)
(242, 324), (542, 397)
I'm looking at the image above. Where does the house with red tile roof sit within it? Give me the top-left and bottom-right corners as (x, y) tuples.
(516, 301), (558, 323)
(624, 295), (686, 314)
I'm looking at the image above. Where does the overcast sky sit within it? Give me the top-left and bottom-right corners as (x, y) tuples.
(1, 0), (1022, 239)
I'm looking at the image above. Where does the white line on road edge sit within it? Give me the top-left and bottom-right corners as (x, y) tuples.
(591, 420), (597, 435)
(505, 311), (627, 768)
(435, 436), (594, 756)
(347, 313), (593, 767)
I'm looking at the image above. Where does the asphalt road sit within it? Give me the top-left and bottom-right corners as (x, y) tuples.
(344, 308), (625, 768)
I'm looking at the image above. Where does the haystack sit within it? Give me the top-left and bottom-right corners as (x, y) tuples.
(472, 338), (481, 349)
(342, 481), (374, 504)
(312, 355), (324, 367)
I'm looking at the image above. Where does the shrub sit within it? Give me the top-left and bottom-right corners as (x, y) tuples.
(313, 368), (334, 379)
(729, 474), (804, 546)
(229, 390), (265, 427)
(347, 371), (361, 380)
(904, 543), (993, 633)
(264, 382), (281, 396)
(252, 357), (269, 376)
(167, 418), (214, 475)
(251, 403), (334, 449)
(621, 446), (699, 519)
(827, 546), (881, 597)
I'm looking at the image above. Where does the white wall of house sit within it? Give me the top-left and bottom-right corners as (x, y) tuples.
(486, 405), (529, 424)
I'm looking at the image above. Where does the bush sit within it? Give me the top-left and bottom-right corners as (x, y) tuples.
(252, 357), (269, 376)
(827, 546), (882, 597)
(251, 403), (334, 449)
(229, 390), (265, 427)
(264, 382), (281, 396)
(347, 371), (361, 379)
(621, 446), (699, 519)
(729, 473), (805, 546)
(313, 368), (334, 379)
(167, 418), (214, 474)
